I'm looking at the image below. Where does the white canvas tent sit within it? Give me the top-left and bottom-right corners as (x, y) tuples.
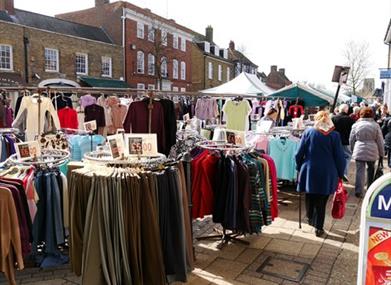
(201, 72), (275, 96)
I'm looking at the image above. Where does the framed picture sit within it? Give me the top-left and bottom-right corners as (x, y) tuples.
(15, 141), (41, 160)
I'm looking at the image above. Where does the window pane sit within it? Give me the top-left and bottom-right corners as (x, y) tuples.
(0, 45), (11, 70)
(76, 53), (87, 74)
(102, 56), (112, 77)
(137, 51), (144, 74)
(45, 48), (58, 71)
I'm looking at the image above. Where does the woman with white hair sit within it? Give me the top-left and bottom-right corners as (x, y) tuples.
(295, 111), (346, 237)
(350, 106), (360, 122)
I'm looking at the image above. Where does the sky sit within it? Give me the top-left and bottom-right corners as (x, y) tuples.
(14, 0), (391, 90)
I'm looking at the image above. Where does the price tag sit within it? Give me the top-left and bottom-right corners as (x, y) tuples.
(15, 141), (42, 160)
(107, 134), (125, 159)
(125, 134), (158, 156)
(83, 120), (97, 132)
(225, 130), (245, 146)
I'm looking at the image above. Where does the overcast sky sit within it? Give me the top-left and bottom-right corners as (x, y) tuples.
(14, 0), (391, 90)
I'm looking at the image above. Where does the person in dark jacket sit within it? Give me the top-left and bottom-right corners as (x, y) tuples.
(332, 104), (355, 181)
(382, 111), (391, 168)
(296, 111), (346, 237)
(350, 107), (385, 198)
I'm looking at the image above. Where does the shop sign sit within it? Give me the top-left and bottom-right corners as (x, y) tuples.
(380, 69), (391, 79)
(0, 72), (25, 87)
(358, 174), (391, 285)
(125, 134), (158, 157)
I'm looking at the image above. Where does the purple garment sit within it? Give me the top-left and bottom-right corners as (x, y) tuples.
(79, 95), (97, 109)
(5, 107), (13, 128)
(195, 98), (218, 120)
(5, 134), (16, 154)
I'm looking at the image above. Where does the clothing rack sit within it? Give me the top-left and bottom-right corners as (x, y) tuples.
(0, 127), (21, 134)
(0, 86), (286, 100)
(8, 149), (70, 167)
(194, 140), (254, 249)
(83, 150), (167, 167)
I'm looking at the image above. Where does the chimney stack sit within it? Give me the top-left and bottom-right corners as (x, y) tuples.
(271, 65), (277, 72)
(278, 68), (285, 75)
(95, 0), (109, 7)
(0, 0), (14, 15)
(229, 40), (235, 50)
(205, 25), (213, 43)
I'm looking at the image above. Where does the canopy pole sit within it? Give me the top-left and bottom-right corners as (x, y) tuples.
(331, 84), (341, 113)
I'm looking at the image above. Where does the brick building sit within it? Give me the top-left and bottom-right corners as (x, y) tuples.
(265, 65), (292, 90)
(191, 26), (234, 91)
(57, 0), (195, 92)
(0, 0), (124, 88)
(228, 40), (258, 77)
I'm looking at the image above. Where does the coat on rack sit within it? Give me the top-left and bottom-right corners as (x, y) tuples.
(12, 96), (61, 140)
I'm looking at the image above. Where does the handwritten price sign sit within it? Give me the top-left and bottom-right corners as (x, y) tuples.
(107, 134), (125, 159)
(125, 134), (158, 156)
(225, 130), (246, 146)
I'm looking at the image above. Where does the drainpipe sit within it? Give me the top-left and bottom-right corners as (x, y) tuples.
(122, 8), (127, 81)
(23, 34), (29, 84)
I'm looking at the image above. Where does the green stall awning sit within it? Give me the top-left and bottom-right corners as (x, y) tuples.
(79, 76), (129, 88)
(268, 83), (332, 107)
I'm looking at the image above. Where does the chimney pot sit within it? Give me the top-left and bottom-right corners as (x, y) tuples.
(95, 0), (109, 7)
(278, 68), (285, 75)
(0, 0), (14, 15)
(205, 25), (213, 43)
(229, 40), (235, 50)
(271, 65), (277, 72)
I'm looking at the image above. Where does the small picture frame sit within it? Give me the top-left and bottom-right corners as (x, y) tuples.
(15, 141), (41, 160)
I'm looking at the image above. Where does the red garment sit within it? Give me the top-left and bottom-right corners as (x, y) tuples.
(288, 105), (304, 118)
(191, 151), (219, 219)
(58, 107), (78, 129)
(123, 100), (166, 153)
(261, 154), (279, 220)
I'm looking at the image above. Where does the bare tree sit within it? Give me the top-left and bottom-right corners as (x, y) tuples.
(145, 20), (173, 90)
(343, 41), (371, 96)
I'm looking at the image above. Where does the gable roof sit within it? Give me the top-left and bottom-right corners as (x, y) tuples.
(228, 49), (258, 68)
(0, 9), (113, 44)
(201, 72), (274, 96)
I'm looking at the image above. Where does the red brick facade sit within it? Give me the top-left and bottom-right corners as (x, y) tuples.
(57, 1), (194, 91)
(124, 18), (192, 91)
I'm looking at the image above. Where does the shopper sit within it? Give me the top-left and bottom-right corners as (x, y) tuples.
(382, 111), (391, 168)
(331, 104), (355, 181)
(350, 107), (384, 198)
(350, 106), (360, 122)
(377, 104), (390, 127)
(295, 111), (345, 237)
(259, 108), (278, 128)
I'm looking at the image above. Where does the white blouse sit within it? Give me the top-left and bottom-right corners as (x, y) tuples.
(12, 95), (61, 140)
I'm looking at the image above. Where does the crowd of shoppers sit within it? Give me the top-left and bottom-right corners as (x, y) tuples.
(295, 101), (388, 236)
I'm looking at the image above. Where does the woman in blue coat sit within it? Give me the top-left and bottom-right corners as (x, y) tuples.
(295, 111), (346, 237)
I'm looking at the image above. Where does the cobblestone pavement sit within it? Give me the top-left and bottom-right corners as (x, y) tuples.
(1, 163), (364, 285)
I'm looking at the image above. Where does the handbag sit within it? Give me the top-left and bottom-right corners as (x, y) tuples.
(331, 179), (348, 219)
(374, 158), (384, 180)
